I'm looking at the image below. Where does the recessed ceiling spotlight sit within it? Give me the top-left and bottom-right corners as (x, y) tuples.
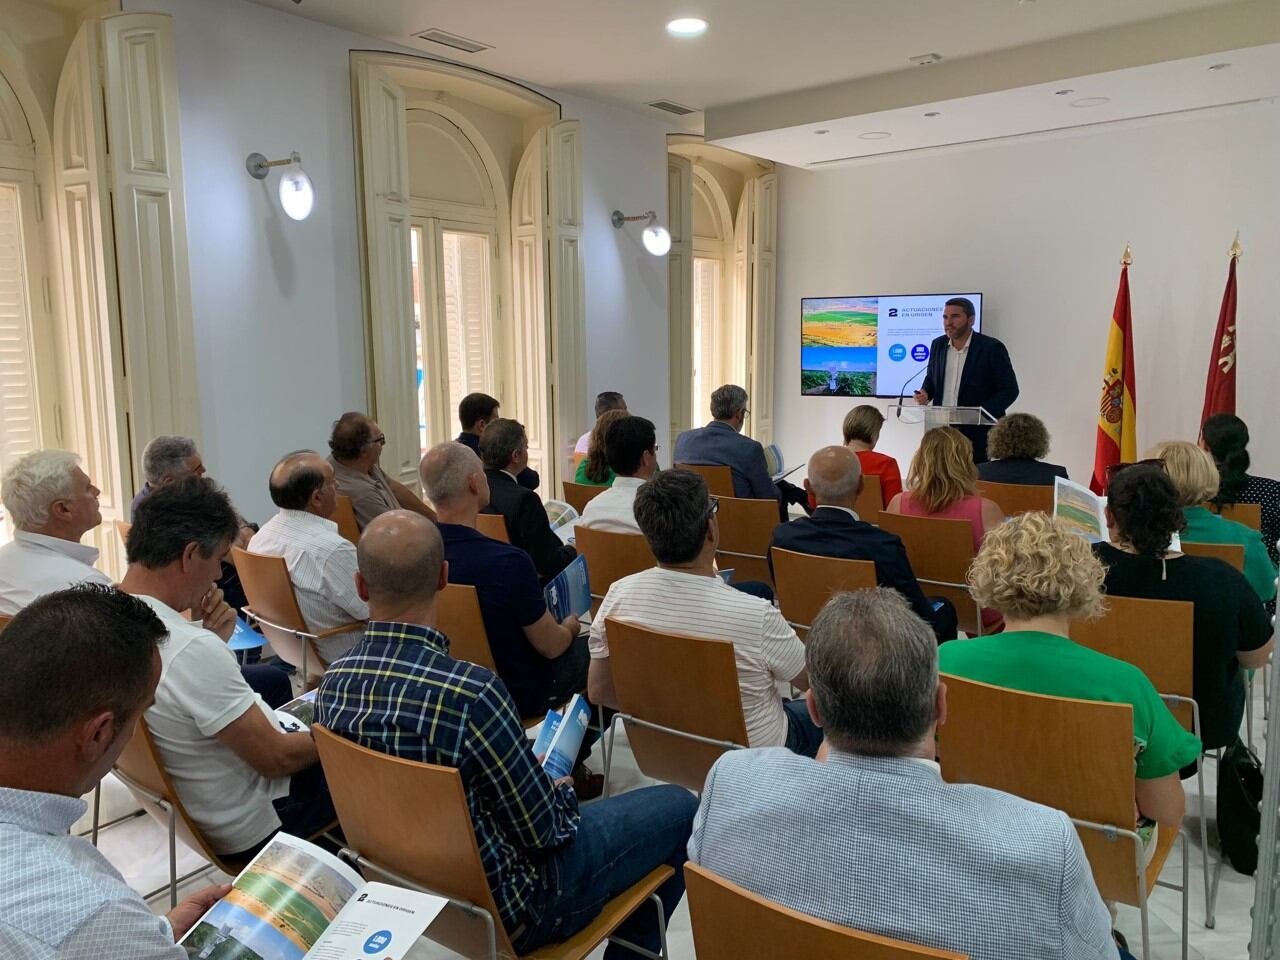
(908, 53), (942, 66)
(1208, 62), (1232, 71)
(924, 111), (942, 117)
(1054, 89), (1074, 96)
(859, 131), (892, 140)
(814, 129), (829, 135)
(1070, 96), (1110, 108)
(666, 17), (707, 37)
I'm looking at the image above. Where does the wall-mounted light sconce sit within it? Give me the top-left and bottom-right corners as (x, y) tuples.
(246, 150), (316, 221)
(611, 209), (671, 256)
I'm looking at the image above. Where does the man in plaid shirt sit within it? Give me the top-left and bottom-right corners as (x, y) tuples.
(316, 510), (696, 956)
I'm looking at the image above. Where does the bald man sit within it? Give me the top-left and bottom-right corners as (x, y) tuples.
(249, 451), (367, 662)
(769, 446), (957, 642)
(316, 510), (698, 959)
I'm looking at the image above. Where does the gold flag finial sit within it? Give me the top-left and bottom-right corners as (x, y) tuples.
(1229, 231), (1242, 260)
(1121, 242), (1132, 266)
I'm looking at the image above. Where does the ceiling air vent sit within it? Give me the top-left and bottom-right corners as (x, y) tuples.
(413, 28), (492, 54)
(647, 99), (697, 116)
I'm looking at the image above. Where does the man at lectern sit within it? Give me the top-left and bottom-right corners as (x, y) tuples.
(912, 297), (1018, 463)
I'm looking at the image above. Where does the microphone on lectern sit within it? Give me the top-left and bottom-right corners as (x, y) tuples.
(896, 364), (929, 419)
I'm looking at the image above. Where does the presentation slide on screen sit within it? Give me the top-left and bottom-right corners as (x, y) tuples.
(800, 293), (983, 398)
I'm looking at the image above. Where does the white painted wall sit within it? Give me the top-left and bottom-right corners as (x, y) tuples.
(124, 0), (676, 518)
(773, 105), (1280, 488)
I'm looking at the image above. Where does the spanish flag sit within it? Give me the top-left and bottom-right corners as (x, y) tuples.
(1090, 249), (1137, 494)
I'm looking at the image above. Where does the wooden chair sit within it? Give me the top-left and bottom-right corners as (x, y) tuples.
(603, 618), (749, 795)
(232, 547), (364, 684)
(771, 548), (876, 637)
(312, 725), (674, 960)
(574, 526), (655, 615)
(686, 862), (966, 960)
(675, 462), (735, 498)
(330, 494), (361, 544)
(937, 675), (1187, 960)
(572, 451), (588, 470)
(437, 583), (498, 672)
(975, 480), (1053, 516)
(114, 518), (131, 548)
(0, 614), (9, 632)
(562, 480), (608, 516)
(1204, 501), (1262, 530)
(877, 512), (983, 635)
(1180, 540), (1245, 572)
(716, 495), (780, 587)
(476, 511), (510, 543)
(852, 474), (883, 520)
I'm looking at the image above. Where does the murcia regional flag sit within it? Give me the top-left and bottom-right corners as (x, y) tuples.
(1090, 252), (1137, 494)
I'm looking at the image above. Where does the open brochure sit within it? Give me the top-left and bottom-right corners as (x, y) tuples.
(545, 554), (591, 621)
(1054, 477), (1180, 548)
(529, 693), (592, 780)
(763, 443), (804, 483)
(546, 499), (580, 545)
(275, 690), (317, 733)
(179, 832), (446, 960)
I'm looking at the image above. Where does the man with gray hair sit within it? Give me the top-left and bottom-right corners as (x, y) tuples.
(131, 435), (205, 519)
(0, 450), (111, 614)
(688, 588), (1121, 960)
(769, 446), (956, 641)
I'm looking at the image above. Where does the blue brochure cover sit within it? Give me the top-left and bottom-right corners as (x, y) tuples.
(544, 554), (591, 621)
(531, 694), (591, 780)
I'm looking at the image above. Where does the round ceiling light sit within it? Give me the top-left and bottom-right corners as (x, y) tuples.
(1070, 96), (1110, 108)
(924, 111), (941, 118)
(858, 131), (891, 140)
(814, 128), (829, 135)
(643, 223), (672, 256)
(666, 18), (707, 37)
(1054, 89), (1074, 96)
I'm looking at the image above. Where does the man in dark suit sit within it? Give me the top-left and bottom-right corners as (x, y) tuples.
(769, 446), (957, 642)
(913, 298), (1018, 463)
(456, 392), (539, 491)
(479, 417), (576, 583)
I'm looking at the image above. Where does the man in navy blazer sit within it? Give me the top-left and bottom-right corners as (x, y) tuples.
(914, 298), (1018, 463)
(769, 447), (956, 642)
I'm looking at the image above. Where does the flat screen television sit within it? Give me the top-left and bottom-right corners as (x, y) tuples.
(800, 292), (983, 398)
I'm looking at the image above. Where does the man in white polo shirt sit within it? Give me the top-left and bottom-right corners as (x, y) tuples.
(121, 477), (333, 860)
(578, 415), (658, 535)
(0, 450), (111, 615)
(587, 469), (821, 756)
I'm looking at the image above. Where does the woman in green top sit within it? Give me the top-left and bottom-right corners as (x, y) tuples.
(938, 512), (1202, 834)
(574, 408), (627, 487)
(1147, 439), (1277, 603)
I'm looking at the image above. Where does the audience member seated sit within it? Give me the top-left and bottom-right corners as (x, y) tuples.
(1093, 464), (1272, 753)
(1148, 439), (1277, 603)
(420, 445), (601, 793)
(573, 408), (629, 487)
(0, 450), (111, 615)
(574, 390), (628, 459)
(1203, 413), (1280, 573)
(249, 452), (367, 662)
(674, 383), (806, 519)
(456, 392), (538, 491)
(689, 588), (1124, 960)
(977, 413), (1069, 485)
(579, 416), (659, 535)
(886, 426), (1005, 548)
(480, 418), (577, 582)
(327, 411), (436, 529)
(315, 511), (696, 957)
(769, 447), (957, 642)
(0, 585), (232, 957)
(939, 512), (1200, 835)
(121, 479), (334, 860)
(842, 404), (901, 506)
(588, 470), (821, 757)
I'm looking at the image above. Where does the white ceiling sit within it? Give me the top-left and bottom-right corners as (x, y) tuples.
(247, 0), (1241, 119)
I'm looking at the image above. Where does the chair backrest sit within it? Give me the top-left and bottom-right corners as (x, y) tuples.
(675, 462), (735, 498)
(771, 547), (877, 635)
(312, 725), (514, 958)
(0, 614), (9, 633)
(114, 519), (131, 548)
(606, 618), (750, 791)
(436, 583), (497, 672)
(877, 511), (979, 632)
(1069, 596), (1196, 730)
(475, 512), (509, 543)
(562, 480), (608, 515)
(574, 526), (655, 604)
(330, 495), (361, 544)
(685, 862), (967, 960)
(716, 495), (781, 586)
(852, 474), (883, 520)
(231, 546), (326, 679)
(1205, 501), (1262, 530)
(937, 674), (1144, 904)
(1181, 539), (1245, 572)
(974, 480), (1052, 516)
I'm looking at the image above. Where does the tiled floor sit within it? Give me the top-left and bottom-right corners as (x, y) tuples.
(87, 684), (1269, 959)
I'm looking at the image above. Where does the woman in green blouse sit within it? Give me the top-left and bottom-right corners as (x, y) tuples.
(574, 408), (628, 487)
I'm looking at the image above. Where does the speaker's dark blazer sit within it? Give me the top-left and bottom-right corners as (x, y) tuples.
(919, 331), (1019, 463)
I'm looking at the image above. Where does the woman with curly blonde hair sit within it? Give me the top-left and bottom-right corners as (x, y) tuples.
(977, 413), (1068, 486)
(574, 409), (629, 487)
(939, 511), (1201, 831)
(886, 427), (1004, 552)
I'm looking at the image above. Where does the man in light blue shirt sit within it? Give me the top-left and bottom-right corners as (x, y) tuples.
(0, 584), (229, 958)
(688, 587), (1128, 960)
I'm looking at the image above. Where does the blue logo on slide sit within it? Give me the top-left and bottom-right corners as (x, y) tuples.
(365, 930), (393, 953)
(888, 344), (906, 362)
(911, 344), (929, 362)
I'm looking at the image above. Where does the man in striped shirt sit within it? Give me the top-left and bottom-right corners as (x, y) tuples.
(316, 511), (697, 955)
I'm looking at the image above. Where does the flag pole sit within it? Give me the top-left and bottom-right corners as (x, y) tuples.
(1229, 231), (1242, 260)
(1121, 242), (1132, 266)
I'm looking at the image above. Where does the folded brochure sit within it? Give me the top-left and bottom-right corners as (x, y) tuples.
(544, 554), (591, 621)
(529, 693), (592, 780)
(275, 690), (317, 733)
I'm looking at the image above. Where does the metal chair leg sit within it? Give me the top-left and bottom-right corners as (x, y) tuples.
(1195, 753), (1211, 927)
(167, 806), (179, 909)
(602, 713), (621, 799)
(91, 783), (102, 846)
